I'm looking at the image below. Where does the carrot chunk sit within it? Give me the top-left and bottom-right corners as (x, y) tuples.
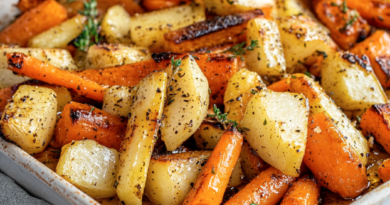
(52, 102), (127, 150)
(378, 159), (390, 183)
(304, 112), (368, 198)
(183, 128), (243, 205)
(346, 0), (390, 29)
(17, 0), (45, 12)
(0, 0), (67, 46)
(224, 166), (296, 205)
(142, 0), (191, 11)
(7, 53), (105, 102)
(0, 87), (12, 114)
(280, 177), (321, 205)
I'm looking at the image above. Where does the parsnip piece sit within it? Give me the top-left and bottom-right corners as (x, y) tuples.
(101, 5), (132, 44)
(103, 85), (137, 117)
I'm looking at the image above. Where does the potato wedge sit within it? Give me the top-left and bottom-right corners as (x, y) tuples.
(103, 86), (137, 117)
(0, 85), (57, 154)
(145, 151), (211, 205)
(56, 140), (119, 198)
(193, 122), (224, 150)
(161, 56), (209, 151)
(116, 71), (167, 205)
(28, 14), (86, 48)
(241, 90), (309, 176)
(276, 16), (336, 71)
(101, 5), (132, 44)
(224, 69), (266, 124)
(240, 141), (269, 180)
(85, 44), (151, 69)
(245, 18), (286, 76)
(321, 52), (387, 110)
(130, 3), (205, 52)
(205, 0), (275, 16)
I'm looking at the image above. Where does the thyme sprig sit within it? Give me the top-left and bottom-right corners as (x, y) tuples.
(225, 40), (260, 61)
(205, 104), (241, 132)
(73, 0), (101, 51)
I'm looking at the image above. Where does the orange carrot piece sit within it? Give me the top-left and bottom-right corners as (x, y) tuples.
(360, 104), (390, 154)
(304, 113), (368, 199)
(183, 128), (243, 205)
(17, 0), (46, 12)
(0, 0), (67, 46)
(52, 102), (127, 150)
(280, 177), (321, 205)
(164, 10), (263, 53)
(76, 53), (238, 105)
(268, 78), (291, 92)
(346, 0), (390, 29)
(378, 159), (390, 183)
(7, 53), (104, 102)
(0, 87), (12, 113)
(313, 0), (370, 50)
(225, 167), (296, 205)
(350, 30), (390, 88)
(142, 0), (191, 11)
(240, 141), (269, 180)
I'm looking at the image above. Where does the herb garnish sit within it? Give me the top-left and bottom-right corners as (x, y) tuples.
(206, 104), (241, 132)
(225, 40), (260, 61)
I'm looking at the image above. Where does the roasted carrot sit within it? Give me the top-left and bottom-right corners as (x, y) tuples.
(268, 78), (291, 92)
(76, 53), (238, 106)
(52, 102), (127, 150)
(183, 127), (243, 205)
(164, 10), (263, 53)
(142, 0), (191, 11)
(17, 0), (46, 12)
(7, 53), (105, 102)
(224, 166), (296, 205)
(350, 30), (390, 88)
(304, 113), (368, 199)
(280, 177), (321, 205)
(240, 141), (269, 180)
(313, 0), (370, 50)
(62, 0), (144, 17)
(360, 104), (390, 154)
(346, 0), (390, 29)
(378, 159), (390, 183)
(0, 87), (12, 114)
(0, 0), (67, 46)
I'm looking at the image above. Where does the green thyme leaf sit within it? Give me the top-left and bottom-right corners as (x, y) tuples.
(263, 119), (267, 125)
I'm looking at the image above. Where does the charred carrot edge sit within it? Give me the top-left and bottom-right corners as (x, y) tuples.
(313, 0), (370, 50)
(7, 53), (105, 102)
(225, 166), (296, 205)
(0, 87), (13, 113)
(164, 10), (263, 53)
(378, 159), (390, 183)
(280, 177), (321, 205)
(0, 0), (67, 46)
(52, 102), (126, 150)
(304, 112), (368, 199)
(268, 78), (291, 92)
(350, 30), (390, 88)
(142, 0), (191, 11)
(183, 128), (243, 205)
(360, 104), (390, 154)
(76, 53), (238, 105)
(17, 0), (45, 12)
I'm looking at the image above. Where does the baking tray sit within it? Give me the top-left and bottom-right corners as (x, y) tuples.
(0, 0), (390, 205)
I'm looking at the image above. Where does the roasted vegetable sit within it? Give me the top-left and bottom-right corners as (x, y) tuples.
(101, 5), (132, 44)
(245, 18), (286, 76)
(350, 30), (390, 88)
(280, 177), (321, 205)
(161, 56), (209, 151)
(116, 71), (167, 205)
(361, 104), (390, 154)
(240, 141), (269, 180)
(378, 159), (390, 183)
(84, 44), (151, 69)
(313, 0), (371, 50)
(304, 112), (368, 198)
(164, 10), (263, 53)
(0, 87), (12, 113)
(130, 3), (205, 52)
(224, 167), (296, 205)
(346, 0), (390, 29)
(194, 122), (224, 150)
(241, 89), (309, 176)
(321, 52), (387, 110)
(17, 0), (45, 12)
(0, 85), (57, 154)
(52, 102), (127, 150)
(142, 0), (191, 11)
(103, 86), (137, 117)
(183, 128), (243, 205)
(56, 140), (119, 198)
(204, 0), (275, 17)
(0, 0), (67, 46)
(28, 15), (86, 48)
